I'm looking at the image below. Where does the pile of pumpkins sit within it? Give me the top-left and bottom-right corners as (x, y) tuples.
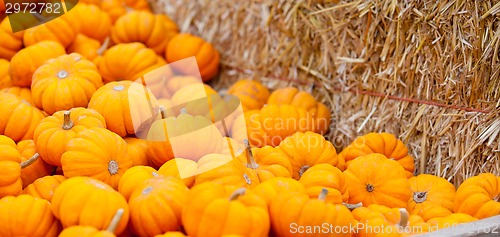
(1, 0), (500, 236)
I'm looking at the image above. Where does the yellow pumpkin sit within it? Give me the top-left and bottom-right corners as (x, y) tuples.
(0, 86), (34, 104)
(299, 163), (349, 204)
(237, 141), (293, 182)
(408, 174), (456, 221)
(118, 165), (160, 201)
(158, 158), (197, 188)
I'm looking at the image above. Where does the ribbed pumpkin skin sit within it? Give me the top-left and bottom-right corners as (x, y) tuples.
(227, 79), (270, 112)
(59, 226), (115, 237)
(68, 3), (112, 43)
(1, 86), (34, 104)
(0, 160), (22, 198)
(23, 14), (78, 48)
(0, 59), (11, 89)
(454, 173), (500, 219)
(0, 92), (46, 142)
(0, 18), (24, 60)
(23, 175), (67, 203)
(17, 139), (53, 188)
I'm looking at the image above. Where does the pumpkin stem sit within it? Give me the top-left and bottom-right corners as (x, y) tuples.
(298, 165), (311, 177)
(62, 111), (74, 130)
(366, 184), (374, 192)
(20, 153), (40, 169)
(57, 70), (69, 79)
(243, 139), (259, 169)
(108, 160), (119, 175)
(97, 37), (110, 56)
(113, 85), (125, 91)
(179, 108), (187, 114)
(159, 106), (167, 119)
(343, 202), (363, 210)
(106, 208), (125, 234)
(318, 188), (329, 201)
(229, 188), (246, 201)
(413, 191), (427, 203)
(494, 194), (500, 202)
(398, 208), (409, 228)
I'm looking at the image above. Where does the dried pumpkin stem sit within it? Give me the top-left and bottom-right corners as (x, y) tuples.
(298, 165), (311, 177)
(179, 108), (187, 114)
(494, 194), (500, 202)
(413, 191), (427, 203)
(243, 139), (259, 169)
(108, 160), (119, 175)
(229, 188), (246, 201)
(318, 188), (328, 201)
(366, 184), (374, 192)
(159, 106), (167, 119)
(20, 153), (40, 169)
(62, 111), (74, 130)
(57, 70), (69, 79)
(106, 208), (125, 233)
(343, 202), (363, 210)
(97, 37), (110, 56)
(398, 208), (409, 228)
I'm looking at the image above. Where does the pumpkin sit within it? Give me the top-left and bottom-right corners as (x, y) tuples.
(0, 17), (24, 60)
(238, 104), (316, 147)
(0, 195), (60, 237)
(426, 213), (477, 230)
(23, 13), (78, 48)
(194, 153), (260, 188)
(237, 140), (293, 182)
(17, 139), (52, 188)
(101, 0), (149, 23)
(157, 76), (199, 99)
(69, 3), (112, 43)
(118, 165), (160, 200)
(146, 108), (224, 167)
(98, 43), (166, 83)
(182, 183), (270, 237)
(88, 81), (159, 137)
(59, 209), (126, 237)
(124, 137), (149, 166)
(0, 92), (46, 142)
(253, 177), (306, 205)
(111, 11), (178, 54)
(128, 177), (189, 236)
(9, 41), (66, 87)
(299, 163), (349, 204)
(267, 87), (331, 134)
(0, 58), (11, 89)
(0, 135), (21, 162)
(338, 132), (415, 178)
(61, 127), (133, 189)
(68, 34), (109, 61)
(227, 79), (270, 112)
(33, 107), (106, 167)
(344, 153), (411, 208)
(170, 83), (218, 107)
(352, 205), (415, 237)
(51, 177), (130, 234)
(408, 174), (456, 221)
(270, 188), (357, 237)
(158, 158), (197, 188)
(454, 173), (500, 219)
(0, 154), (40, 198)
(277, 131), (344, 179)
(154, 232), (188, 237)
(140, 63), (176, 98)
(166, 33), (220, 82)
(23, 175), (67, 202)
(1, 86), (34, 104)
(31, 53), (103, 115)
(79, 0), (101, 6)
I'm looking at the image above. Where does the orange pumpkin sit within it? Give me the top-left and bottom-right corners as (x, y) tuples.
(33, 107), (106, 167)
(237, 141), (293, 181)
(267, 87), (331, 134)
(299, 163), (349, 204)
(0, 154), (40, 198)
(227, 79), (270, 112)
(253, 177), (306, 205)
(277, 131), (344, 179)
(17, 139), (52, 188)
(156, 76), (199, 99)
(101, 0), (151, 23)
(9, 41), (66, 87)
(58, 209), (126, 237)
(0, 17), (24, 60)
(125, 137), (149, 166)
(23, 14), (78, 48)
(408, 174), (455, 221)
(128, 177), (189, 236)
(166, 33), (220, 82)
(68, 34), (109, 61)
(182, 183), (270, 237)
(61, 127), (133, 189)
(158, 158), (197, 188)
(51, 177), (130, 235)
(79, 0), (102, 6)
(23, 175), (67, 202)
(454, 173), (500, 219)
(88, 81), (159, 137)
(0, 58), (10, 89)
(111, 11), (178, 54)
(0, 195), (60, 237)
(426, 213), (477, 230)
(0, 135), (22, 162)
(69, 3), (112, 43)
(338, 132), (415, 178)
(1, 86), (34, 104)
(344, 154), (411, 208)
(154, 232), (188, 237)
(352, 204), (416, 237)
(118, 165), (160, 200)
(31, 53), (103, 115)
(0, 92), (46, 142)
(98, 43), (165, 83)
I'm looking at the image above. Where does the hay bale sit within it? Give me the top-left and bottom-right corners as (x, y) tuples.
(150, 0), (500, 184)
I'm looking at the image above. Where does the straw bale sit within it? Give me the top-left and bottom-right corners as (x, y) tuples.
(150, 0), (500, 184)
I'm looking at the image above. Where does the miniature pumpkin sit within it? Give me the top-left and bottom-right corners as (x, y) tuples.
(112, 11), (178, 54)
(9, 41), (66, 87)
(51, 177), (130, 235)
(157, 76), (199, 99)
(1, 86), (34, 104)
(227, 79), (270, 112)
(22, 175), (67, 202)
(23, 14), (78, 48)
(155, 232), (188, 237)
(338, 132), (415, 178)
(69, 3), (112, 43)
(253, 177), (306, 205)
(170, 83), (218, 106)
(237, 140), (293, 181)
(182, 183), (270, 237)
(454, 173), (500, 219)
(33, 107), (106, 167)
(17, 139), (52, 188)
(0, 92), (46, 142)
(124, 137), (149, 166)
(426, 213), (477, 230)
(270, 188), (357, 237)
(0, 59), (11, 88)
(128, 177), (189, 236)
(61, 127), (134, 189)
(352, 205), (418, 237)
(277, 131), (344, 179)
(31, 53), (103, 114)
(344, 153), (411, 208)
(79, 0), (102, 6)
(0, 135), (21, 162)
(68, 34), (109, 61)
(0, 18), (24, 60)
(59, 209), (126, 237)
(0, 195), (60, 237)
(101, 0), (151, 23)
(299, 163), (349, 204)
(267, 87), (331, 134)
(0, 154), (40, 198)
(88, 81), (159, 137)
(408, 174), (456, 221)
(98, 43), (166, 83)
(158, 158), (197, 188)
(166, 33), (220, 82)
(118, 165), (160, 200)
